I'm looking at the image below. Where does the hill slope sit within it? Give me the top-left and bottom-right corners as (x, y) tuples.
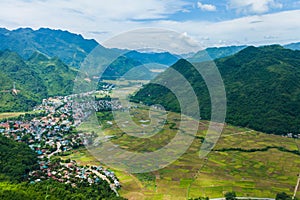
(0, 28), (99, 68)
(132, 45), (300, 134)
(0, 51), (77, 112)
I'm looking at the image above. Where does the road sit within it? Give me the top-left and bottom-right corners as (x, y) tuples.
(90, 169), (119, 196)
(47, 142), (62, 159)
(293, 173), (300, 199)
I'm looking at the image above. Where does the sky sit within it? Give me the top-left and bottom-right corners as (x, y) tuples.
(0, 0), (300, 53)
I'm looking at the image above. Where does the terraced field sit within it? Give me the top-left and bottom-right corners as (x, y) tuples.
(64, 80), (300, 199)
(67, 106), (300, 200)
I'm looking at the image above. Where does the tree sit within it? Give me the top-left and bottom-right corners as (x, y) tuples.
(275, 192), (293, 200)
(225, 191), (237, 200)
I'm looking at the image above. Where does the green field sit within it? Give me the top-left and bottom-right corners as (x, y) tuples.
(0, 112), (26, 120)
(0, 111), (42, 120)
(64, 80), (300, 200)
(69, 106), (300, 200)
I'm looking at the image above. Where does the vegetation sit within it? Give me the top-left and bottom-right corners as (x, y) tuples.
(101, 55), (154, 80)
(0, 50), (77, 112)
(132, 45), (300, 134)
(74, 104), (300, 199)
(125, 50), (179, 66)
(0, 180), (125, 200)
(0, 135), (38, 182)
(224, 191), (237, 200)
(275, 192), (293, 200)
(0, 134), (125, 199)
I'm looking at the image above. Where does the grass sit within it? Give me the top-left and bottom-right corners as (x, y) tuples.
(0, 110), (42, 120)
(0, 112), (26, 120)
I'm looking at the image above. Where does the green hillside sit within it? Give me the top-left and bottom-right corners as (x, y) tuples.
(132, 45), (300, 134)
(0, 135), (38, 182)
(0, 51), (77, 112)
(101, 56), (154, 80)
(27, 52), (77, 96)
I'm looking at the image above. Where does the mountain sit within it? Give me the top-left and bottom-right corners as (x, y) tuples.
(124, 50), (179, 66)
(0, 28), (99, 68)
(284, 42), (300, 50)
(132, 45), (300, 134)
(27, 52), (77, 96)
(0, 50), (77, 112)
(101, 56), (154, 80)
(188, 45), (247, 63)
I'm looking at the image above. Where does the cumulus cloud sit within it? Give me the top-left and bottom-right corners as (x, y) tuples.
(155, 10), (300, 48)
(0, 0), (299, 53)
(197, 2), (217, 12)
(229, 0), (283, 14)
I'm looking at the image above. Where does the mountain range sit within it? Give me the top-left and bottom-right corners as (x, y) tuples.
(0, 28), (99, 68)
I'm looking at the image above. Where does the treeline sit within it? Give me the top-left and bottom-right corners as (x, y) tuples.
(0, 180), (125, 200)
(214, 146), (300, 156)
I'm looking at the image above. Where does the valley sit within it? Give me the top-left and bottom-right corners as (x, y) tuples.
(66, 80), (300, 200)
(1, 27), (300, 200)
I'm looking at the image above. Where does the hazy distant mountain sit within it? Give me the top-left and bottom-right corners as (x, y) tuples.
(284, 42), (300, 50)
(132, 45), (300, 134)
(188, 45), (247, 63)
(0, 28), (99, 68)
(125, 50), (180, 66)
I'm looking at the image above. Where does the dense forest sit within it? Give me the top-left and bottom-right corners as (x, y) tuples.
(132, 45), (300, 134)
(0, 135), (38, 182)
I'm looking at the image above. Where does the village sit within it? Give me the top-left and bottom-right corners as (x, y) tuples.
(0, 94), (121, 194)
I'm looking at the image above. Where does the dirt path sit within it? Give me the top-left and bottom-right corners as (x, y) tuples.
(91, 169), (119, 196)
(293, 173), (300, 199)
(293, 140), (300, 199)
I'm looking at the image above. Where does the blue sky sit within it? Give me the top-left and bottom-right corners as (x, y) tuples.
(0, 0), (300, 53)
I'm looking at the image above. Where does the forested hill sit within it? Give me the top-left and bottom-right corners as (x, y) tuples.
(0, 28), (99, 68)
(0, 134), (38, 182)
(132, 45), (300, 134)
(0, 50), (77, 112)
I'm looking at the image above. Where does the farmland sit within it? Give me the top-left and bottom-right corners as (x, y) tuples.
(68, 106), (300, 199)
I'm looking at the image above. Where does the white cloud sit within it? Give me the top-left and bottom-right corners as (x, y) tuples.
(229, 0), (283, 14)
(154, 10), (300, 48)
(197, 2), (217, 12)
(0, 0), (299, 53)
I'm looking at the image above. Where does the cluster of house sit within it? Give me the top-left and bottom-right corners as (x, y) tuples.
(285, 133), (300, 139)
(0, 97), (82, 158)
(0, 94), (121, 192)
(29, 159), (120, 190)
